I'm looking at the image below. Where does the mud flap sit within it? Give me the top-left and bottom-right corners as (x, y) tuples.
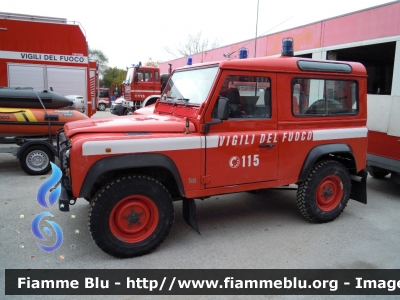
(58, 185), (70, 212)
(350, 170), (367, 204)
(182, 199), (201, 235)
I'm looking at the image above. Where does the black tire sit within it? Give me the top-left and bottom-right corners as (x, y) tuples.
(98, 103), (106, 111)
(368, 171), (389, 179)
(123, 108), (129, 115)
(19, 145), (54, 175)
(88, 175), (174, 258)
(296, 160), (351, 223)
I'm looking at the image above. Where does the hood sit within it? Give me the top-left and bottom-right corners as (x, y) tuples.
(64, 114), (196, 137)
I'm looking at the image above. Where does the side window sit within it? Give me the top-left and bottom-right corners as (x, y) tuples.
(135, 71), (144, 82)
(214, 75), (271, 119)
(292, 78), (358, 116)
(155, 71), (159, 82)
(98, 89), (109, 98)
(144, 71), (152, 82)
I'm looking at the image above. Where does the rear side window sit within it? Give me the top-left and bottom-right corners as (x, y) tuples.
(292, 78), (358, 116)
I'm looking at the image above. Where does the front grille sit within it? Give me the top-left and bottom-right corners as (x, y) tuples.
(56, 130), (72, 191)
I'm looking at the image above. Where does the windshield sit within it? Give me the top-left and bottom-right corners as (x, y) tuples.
(161, 66), (218, 105)
(125, 67), (134, 84)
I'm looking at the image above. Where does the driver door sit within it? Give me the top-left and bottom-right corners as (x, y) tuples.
(204, 72), (278, 188)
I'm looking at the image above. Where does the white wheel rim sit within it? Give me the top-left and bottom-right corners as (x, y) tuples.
(26, 150), (48, 171)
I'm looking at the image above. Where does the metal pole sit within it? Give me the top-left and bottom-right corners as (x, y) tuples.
(254, 0), (259, 58)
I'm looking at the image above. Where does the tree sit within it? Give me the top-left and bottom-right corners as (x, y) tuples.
(145, 57), (162, 67)
(165, 32), (221, 58)
(101, 67), (127, 88)
(89, 48), (109, 78)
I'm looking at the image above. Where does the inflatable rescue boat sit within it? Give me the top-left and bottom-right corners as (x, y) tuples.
(0, 107), (88, 137)
(0, 87), (73, 109)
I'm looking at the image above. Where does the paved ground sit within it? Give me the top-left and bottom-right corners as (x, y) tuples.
(1, 109), (400, 300)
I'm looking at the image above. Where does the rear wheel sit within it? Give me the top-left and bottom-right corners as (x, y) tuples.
(20, 145), (54, 175)
(98, 103), (106, 111)
(297, 160), (351, 223)
(368, 171), (389, 179)
(88, 175), (174, 258)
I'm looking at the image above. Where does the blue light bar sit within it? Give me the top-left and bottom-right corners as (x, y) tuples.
(282, 38), (294, 57)
(239, 48), (248, 59)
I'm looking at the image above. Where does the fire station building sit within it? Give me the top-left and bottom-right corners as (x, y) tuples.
(159, 1), (400, 98)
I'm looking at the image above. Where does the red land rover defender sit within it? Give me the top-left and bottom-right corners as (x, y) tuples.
(56, 42), (368, 258)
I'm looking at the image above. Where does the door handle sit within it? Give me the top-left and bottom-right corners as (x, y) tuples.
(259, 144), (275, 148)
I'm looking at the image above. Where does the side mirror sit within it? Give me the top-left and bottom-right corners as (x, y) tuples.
(218, 97), (229, 120)
(204, 96), (230, 133)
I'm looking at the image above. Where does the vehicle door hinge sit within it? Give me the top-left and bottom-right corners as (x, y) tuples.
(202, 175), (211, 184)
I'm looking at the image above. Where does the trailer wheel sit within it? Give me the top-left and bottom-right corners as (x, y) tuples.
(88, 175), (174, 258)
(368, 171), (389, 179)
(20, 145), (54, 175)
(296, 160), (351, 223)
(98, 103), (107, 111)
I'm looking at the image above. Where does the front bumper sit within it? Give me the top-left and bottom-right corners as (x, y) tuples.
(56, 129), (75, 211)
(110, 103), (125, 116)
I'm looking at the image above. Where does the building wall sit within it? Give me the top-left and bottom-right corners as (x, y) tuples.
(159, 1), (400, 78)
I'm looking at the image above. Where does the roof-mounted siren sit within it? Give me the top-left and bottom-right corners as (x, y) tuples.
(281, 37), (294, 57)
(187, 57), (193, 65)
(239, 48), (248, 59)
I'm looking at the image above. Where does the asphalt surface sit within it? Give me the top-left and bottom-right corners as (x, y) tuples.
(1, 110), (400, 300)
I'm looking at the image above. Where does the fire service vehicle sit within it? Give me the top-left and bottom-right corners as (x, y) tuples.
(56, 40), (368, 258)
(97, 88), (110, 111)
(0, 12), (96, 175)
(121, 63), (170, 115)
(0, 12), (98, 118)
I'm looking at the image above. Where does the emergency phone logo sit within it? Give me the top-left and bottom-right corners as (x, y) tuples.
(229, 156), (241, 168)
(31, 162), (64, 252)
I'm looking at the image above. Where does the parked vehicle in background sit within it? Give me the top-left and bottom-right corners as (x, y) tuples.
(0, 12), (98, 118)
(366, 95), (400, 184)
(0, 88), (88, 175)
(97, 88), (110, 111)
(110, 97), (126, 116)
(121, 63), (169, 114)
(65, 95), (85, 113)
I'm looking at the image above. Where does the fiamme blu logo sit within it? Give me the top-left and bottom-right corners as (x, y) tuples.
(31, 162), (64, 252)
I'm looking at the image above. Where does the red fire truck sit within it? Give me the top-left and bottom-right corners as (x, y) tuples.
(121, 63), (169, 114)
(97, 88), (110, 111)
(0, 12), (98, 118)
(56, 40), (368, 258)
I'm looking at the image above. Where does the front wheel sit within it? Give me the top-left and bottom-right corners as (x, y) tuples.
(88, 175), (174, 258)
(19, 145), (54, 175)
(124, 108), (134, 115)
(297, 160), (351, 223)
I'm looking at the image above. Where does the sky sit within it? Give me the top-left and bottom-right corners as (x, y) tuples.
(1, 0), (396, 69)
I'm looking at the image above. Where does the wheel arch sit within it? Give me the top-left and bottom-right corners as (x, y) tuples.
(17, 140), (56, 159)
(79, 153), (185, 199)
(298, 143), (357, 183)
